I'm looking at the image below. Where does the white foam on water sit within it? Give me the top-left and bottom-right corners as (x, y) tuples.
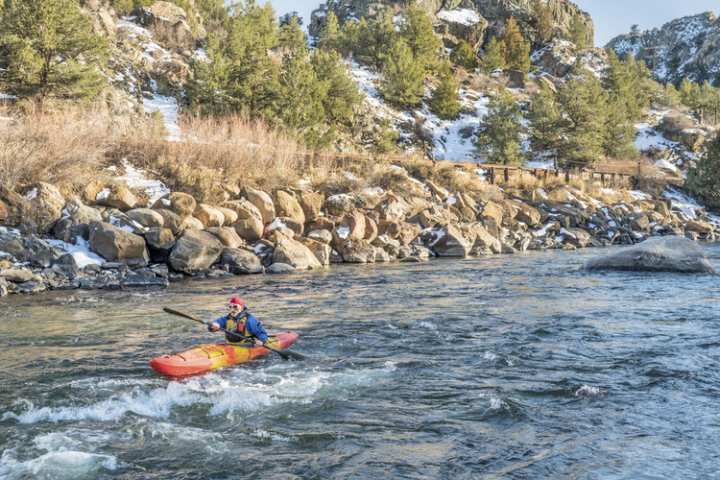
(483, 351), (498, 361)
(4, 364), (398, 425)
(417, 321), (438, 331)
(489, 397), (505, 410)
(574, 385), (602, 397)
(0, 450), (117, 480)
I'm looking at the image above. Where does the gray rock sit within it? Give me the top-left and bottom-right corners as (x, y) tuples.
(0, 268), (35, 283)
(220, 248), (263, 274)
(89, 222), (149, 266)
(584, 236), (716, 273)
(267, 262), (295, 274)
(169, 228), (223, 274)
(272, 237), (322, 270)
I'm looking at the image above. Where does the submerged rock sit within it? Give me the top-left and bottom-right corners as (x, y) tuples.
(583, 236), (715, 273)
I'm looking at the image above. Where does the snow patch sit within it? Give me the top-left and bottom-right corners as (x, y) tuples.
(436, 9), (481, 26)
(46, 237), (106, 268)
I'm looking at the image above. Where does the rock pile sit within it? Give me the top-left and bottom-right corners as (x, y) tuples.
(0, 163), (718, 296)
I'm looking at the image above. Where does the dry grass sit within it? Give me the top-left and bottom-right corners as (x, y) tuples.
(0, 105), (149, 195)
(114, 114), (339, 203)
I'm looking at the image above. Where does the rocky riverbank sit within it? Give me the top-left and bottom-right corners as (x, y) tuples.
(1, 159), (718, 297)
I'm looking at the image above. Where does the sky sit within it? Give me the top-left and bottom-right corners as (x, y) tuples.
(260, 0), (718, 47)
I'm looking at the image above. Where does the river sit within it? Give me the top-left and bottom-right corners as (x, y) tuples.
(1, 244), (719, 479)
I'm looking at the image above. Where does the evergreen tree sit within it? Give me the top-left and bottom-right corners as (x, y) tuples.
(278, 51), (329, 146)
(317, 10), (341, 52)
(660, 82), (681, 107)
(557, 72), (607, 167)
(477, 89), (524, 165)
(400, 5), (442, 71)
(451, 40), (477, 70)
(502, 17), (531, 74)
(429, 64), (461, 120)
(0, 0), (108, 103)
(380, 38), (425, 107)
(279, 15), (307, 55)
(687, 133), (720, 209)
(363, 12), (397, 70)
(312, 49), (361, 125)
(481, 36), (506, 72)
(224, 1), (281, 118)
(338, 18), (362, 58)
(603, 97), (638, 158)
(187, 34), (233, 114)
(533, 0), (554, 45)
(570, 15), (587, 51)
(528, 82), (562, 167)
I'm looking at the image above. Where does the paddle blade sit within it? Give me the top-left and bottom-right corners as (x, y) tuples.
(163, 307), (204, 324)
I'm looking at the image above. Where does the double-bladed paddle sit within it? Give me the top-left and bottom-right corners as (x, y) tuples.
(163, 307), (305, 361)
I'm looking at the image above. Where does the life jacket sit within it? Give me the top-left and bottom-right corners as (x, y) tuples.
(225, 310), (252, 344)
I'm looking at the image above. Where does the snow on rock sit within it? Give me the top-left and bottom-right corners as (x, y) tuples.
(47, 237), (105, 269)
(662, 187), (720, 224)
(423, 89), (489, 161)
(114, 160), (170, 204)
(634, 121), (678, 151)
(436, 9), (481, 26)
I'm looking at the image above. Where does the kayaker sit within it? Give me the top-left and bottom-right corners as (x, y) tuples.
(208, 297), (269, 346)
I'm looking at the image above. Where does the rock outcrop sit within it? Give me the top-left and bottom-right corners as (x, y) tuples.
(584, 236), (715, 273)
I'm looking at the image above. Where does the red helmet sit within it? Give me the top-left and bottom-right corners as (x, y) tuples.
(228, 296), (245, 308)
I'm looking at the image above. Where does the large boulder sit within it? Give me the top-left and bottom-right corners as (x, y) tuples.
(469, 223), (501, 255)
(338, 239), (376, 263)
(206, 227), (244, 248)
(153, 192), (197, 218)
(169, 229), (224, 274)
(325, 194), (355, 216)
(219, 247), (263, 274)
(216, 206), (238, 225)
(96, 184), (137, 211)
(126, 208), (165, 229)
(154, 208), (183, 234)
(300, 237), (331, 265)
(274, 191), (305, 225)
(53, 198), (103, 242)
(243, 187), (275, 223)
(139, 1), (205, 49)
(335, 211), (366, 243)
(584, 236), (715, 273)
(272, 237), (322, 270)
(145, 227), (175, 263)
(24, 182), (65, 234)
(234, 216), (264, 242)
(299, 191), (324, 222)
(223, 199), (263, 223)
(194, 204), (225, 228)
(429, 225), (472, 257)
(89, 222), (149, 266)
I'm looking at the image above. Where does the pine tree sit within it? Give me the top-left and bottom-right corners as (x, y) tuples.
(364, 12), (397, 70)
(477, 89), (524, 165)
(187, 34), (233, 114)
(278, 52), (329, 146)
(528, 82), (562, 167)
(502, 17), (531, 74)
(602, 51), (645, 157)
(557, 72), (607, 167)
(279, 15), (307, 55)
(400, 5), (442, 71)
(451, 40), (477, 70)
(481, 36), (506, 73)
(687, 133), (720, 209)
(570, 15), (588, 51)
(317, 10), (341, 52)
(0, 0), (108, 103)
(430, 64), (461, 120)
(380, 38), (425, 107)
(312, 49), (361, 125)
(533, 0), (554, 45)
(224, 1), (281, 118)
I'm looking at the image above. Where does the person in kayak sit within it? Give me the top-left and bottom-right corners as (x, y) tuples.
(208, 296), (269, 347)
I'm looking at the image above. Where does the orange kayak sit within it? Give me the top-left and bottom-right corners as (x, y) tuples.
(149, 332), (299, 378)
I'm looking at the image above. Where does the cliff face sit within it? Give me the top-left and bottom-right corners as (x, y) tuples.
(310, 0), (594, 48)
(607, 12), (720, 84)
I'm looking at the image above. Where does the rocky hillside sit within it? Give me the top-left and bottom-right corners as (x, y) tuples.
(607, 12), (720, 84)
(311, 0), (593, 48)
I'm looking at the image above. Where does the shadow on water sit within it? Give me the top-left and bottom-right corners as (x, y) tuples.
(1, 244), (719, 479)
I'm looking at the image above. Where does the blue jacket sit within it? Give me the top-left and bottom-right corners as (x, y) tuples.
(209, 310), (269, 343)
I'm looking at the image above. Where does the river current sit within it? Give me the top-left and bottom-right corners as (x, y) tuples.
(1, 245), (719, 479)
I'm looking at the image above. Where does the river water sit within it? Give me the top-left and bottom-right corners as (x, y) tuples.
(1, 245), (719, 479)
